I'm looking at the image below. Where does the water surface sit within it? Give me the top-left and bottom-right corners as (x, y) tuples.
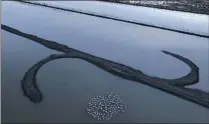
(2, 1), (209, 123)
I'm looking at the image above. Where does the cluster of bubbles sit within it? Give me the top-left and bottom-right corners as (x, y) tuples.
(87, 94), (127, 120)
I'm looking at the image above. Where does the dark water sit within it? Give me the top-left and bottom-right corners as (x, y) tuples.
(2, 1), (209, 123)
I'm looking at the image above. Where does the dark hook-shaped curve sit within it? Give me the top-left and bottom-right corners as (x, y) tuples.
(21, 50), (198, 103)
(2, 24), (209, 108)
(2, 24), (199, 86)
(21, 53), (138, 103)
(146, 50), (199, 86)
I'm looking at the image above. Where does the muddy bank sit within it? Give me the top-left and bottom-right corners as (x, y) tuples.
(100, 0), (209, 15)
(2, 24), (209, 109)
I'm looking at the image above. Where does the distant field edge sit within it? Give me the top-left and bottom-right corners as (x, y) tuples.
(99, 0), (209, 15)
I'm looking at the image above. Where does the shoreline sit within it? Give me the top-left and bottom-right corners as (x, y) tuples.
(99, 0), (209, 15)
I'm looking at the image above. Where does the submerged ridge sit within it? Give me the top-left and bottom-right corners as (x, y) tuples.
(1, 24), (209, 109)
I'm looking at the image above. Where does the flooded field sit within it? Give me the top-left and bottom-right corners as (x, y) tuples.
(28, 0), (209, 37)
(2, 1), (209, 123)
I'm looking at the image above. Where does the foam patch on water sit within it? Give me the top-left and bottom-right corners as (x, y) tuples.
(87, 94), (127, 120)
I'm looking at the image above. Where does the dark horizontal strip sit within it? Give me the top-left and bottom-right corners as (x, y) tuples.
(99, 0), (209, 15)
(15, 0), (209, 39)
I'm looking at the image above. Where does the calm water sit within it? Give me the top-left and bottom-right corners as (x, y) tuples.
(2, 1), (209, 123)
(36, 1), (209, 36)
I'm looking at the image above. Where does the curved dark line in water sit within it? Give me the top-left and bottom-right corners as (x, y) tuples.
(1, 24), (199, 86)
(21, 53), (138, 103)
(1, 24), (209, 108)
(149, 50), (199, 86)
(14, 0), (209, 38)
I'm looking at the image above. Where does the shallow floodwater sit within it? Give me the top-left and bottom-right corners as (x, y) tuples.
(2, 30), (209, 123)
(2, 1), (209, 123)
(36, 1), (209, 36)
